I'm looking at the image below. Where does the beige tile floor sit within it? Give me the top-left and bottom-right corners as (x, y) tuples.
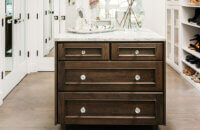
(0, 66), (200, 130)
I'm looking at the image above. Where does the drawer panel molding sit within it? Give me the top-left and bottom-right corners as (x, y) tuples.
(58, 43), (109, 61)
(58, 92), (164, 125)
(112, 43), (163, 61)
(58, 61), (163, 91)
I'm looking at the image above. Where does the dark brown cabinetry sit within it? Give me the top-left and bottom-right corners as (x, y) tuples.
(55, 42), (166, 130)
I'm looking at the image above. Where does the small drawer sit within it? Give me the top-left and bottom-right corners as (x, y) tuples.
(58, 43), (109, 61)
(111, 43), (163, 61)
(58, 61), (163, 91)
(58, 92), (164, 125)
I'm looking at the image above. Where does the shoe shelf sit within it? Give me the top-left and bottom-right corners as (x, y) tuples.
(181, 4), (200, 8)
(166, 1), (200, 89)
(180, 1), (200, 89)
(183, 47), (200, 59)
(182, 59), (200, 73)
(182, 21), (200, 28)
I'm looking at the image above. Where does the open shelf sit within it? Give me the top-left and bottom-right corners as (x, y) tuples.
(182, 59), (200, 73)
(181, 3), (200, 8)
(182, 21), (200, 28)
(183, 47), (200, 59)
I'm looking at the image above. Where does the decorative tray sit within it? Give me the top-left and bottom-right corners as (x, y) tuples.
(67, 29), (117, 34)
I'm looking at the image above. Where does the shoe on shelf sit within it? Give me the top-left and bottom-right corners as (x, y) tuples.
(195, 41), (200, 52)
(193, 73), (200, 83)
(183, 66), (196, 76)
(191, 72), (198, 80)
(188, 0), (198, 5)
(183, 66), (190, 74)
(188, 34), (200, 50)
(186, 54), (198, 64)
(196, 60), (200, 68)
(188, 8), (200, 23)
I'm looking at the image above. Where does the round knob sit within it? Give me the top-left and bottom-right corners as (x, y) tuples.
(81, 50), (86, 55)
(80, 107), (86, 113)
(135, 107), (141, 114)
(135, 50), (140, 55)
(80, 75), (86, 80)
(135, 75), (141, 81)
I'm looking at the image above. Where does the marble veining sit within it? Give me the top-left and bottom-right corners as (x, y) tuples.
(54, 28), (165, 42)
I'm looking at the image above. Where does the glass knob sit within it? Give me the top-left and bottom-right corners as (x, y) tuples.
(80, 75), (86, 80)
(81, 50), (86, 55)
(135, 75), (141, 81)
(80, 107), (86, 114)
(135, 107), (141, 114)
(135, 50), (140, 55)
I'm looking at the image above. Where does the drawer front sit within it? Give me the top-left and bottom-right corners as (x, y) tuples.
(58, 92), (164, 125)
(58, 43), (109, 60)
(111, 43), (163, 61)
(58, 61), (163, 91)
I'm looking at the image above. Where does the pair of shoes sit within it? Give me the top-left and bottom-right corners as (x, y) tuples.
(188, 8), (200, 26)
(183, 66), (196, 76)
(186, 54), (200, 68)
(186, 54), (198, 64)
(188, 34), (200, 50)
(188, 34), (200, 52)
(191, 72), (200, 83)
(196, 60), (200, 68)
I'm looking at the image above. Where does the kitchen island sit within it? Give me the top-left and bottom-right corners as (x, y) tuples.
(55, 29), (166, 130)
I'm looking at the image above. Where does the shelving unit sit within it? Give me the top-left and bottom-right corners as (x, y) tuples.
(181, 2), (200, 90)
(166, 0), (200, 90)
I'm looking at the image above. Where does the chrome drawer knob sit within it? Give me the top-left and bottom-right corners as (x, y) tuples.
(135, 107), (141, 114)
(80, 75), (86, 80)
(135, 50), (140, 55)
(135, 75), (141, 81)
(81, 50), (86, 55)
(80, 107), (86, 113)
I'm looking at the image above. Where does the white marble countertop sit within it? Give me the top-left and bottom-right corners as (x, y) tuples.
(54, 28), (165, 42)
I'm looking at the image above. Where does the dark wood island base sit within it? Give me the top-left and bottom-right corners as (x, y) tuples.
(55, 41), (166, 130)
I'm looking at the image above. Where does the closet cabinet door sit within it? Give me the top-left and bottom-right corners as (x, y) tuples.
(0, 0), (6, 80)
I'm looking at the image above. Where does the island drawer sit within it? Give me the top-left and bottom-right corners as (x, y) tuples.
(58, 92), (164, 125)
(57, 61), (163, 91)
(58, 43), (109, 61)
(111, 43), (163, 61)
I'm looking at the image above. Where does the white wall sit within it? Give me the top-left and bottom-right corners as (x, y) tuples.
(142, 0), (166, 37)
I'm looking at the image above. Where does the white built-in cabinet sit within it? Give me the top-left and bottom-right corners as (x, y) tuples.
(0, 0), (54, 105)
(166, 5), (181, 72)
(0, 0), (6, 104)
(0, 0), (27, 103)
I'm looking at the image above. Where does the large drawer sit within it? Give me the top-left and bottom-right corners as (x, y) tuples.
(57, 61), (163, 91)
(58, 43), (109, 61)
(111, 43), (163, 61)
(58, 92), (164, 125)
